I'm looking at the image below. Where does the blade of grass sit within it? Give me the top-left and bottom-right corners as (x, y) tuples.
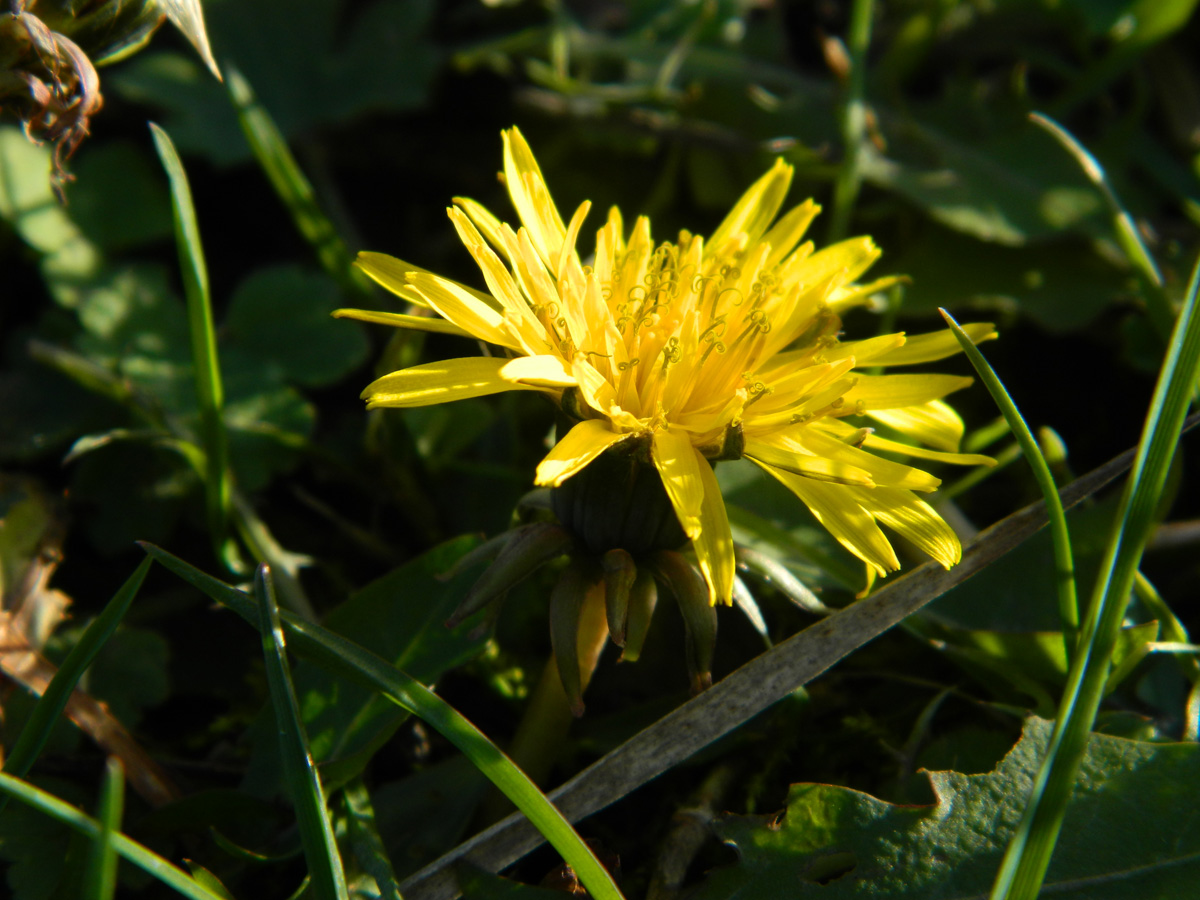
(1029, 113), (1175, 344)
(142, 545), (623, 900)
(344, 778), (404, 900)
(0, 772), (229, 900)
(827, 0), (875, 242)
(184, 863), (237, 900)
(84, 758), (124, 900)
(226, 67), (371, 301)
(1, 558), (151, 790)
(255, 565), (349, 900)
(149, 123), (237, 572)
(990, 251), (1200, 900)
(940, 309), (1080, 653)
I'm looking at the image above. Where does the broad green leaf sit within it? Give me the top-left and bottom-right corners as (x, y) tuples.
(370, 756), (486, 879)
(885, 224), (1124, 332)
(68, 141), (173, 252)
(223, 265), (368, 388)
(111, 0), (440, 164)
(695, 718), (1200, 900)
(860, 121), (1109, 246)
(0, 126), (103, 297)
(83, 625), (171, 729)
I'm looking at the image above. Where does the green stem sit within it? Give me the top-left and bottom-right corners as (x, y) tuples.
(480, 586), (610, 823)
(828, 0), (874, 242)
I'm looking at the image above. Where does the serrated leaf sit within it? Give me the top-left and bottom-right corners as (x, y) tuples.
(697, 718), (1200, 899)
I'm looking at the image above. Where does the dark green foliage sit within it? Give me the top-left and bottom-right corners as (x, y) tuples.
(3, 0), (1200, 897)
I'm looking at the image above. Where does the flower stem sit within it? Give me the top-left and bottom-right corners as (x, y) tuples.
(480, 583), (611, 824)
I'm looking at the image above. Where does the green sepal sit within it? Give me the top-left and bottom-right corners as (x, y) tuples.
(619, 567), (658, 663)
(549, 560), (592, 717)
(448, 523), (571, 626)
(601, 548), (636, 647)
(650, 550), (718, 693)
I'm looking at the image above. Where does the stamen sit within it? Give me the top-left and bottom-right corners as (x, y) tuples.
(743, 381), (773, 409)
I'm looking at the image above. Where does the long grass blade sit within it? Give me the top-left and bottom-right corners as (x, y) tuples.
(1029, 113), (1175, 343)
(226, 67), (371, 301)
(940, 309), (1079, 652)
(84, 758), (125, 900)
(149, 123), (237, 571)
(827, 0), (875, 242)
(1, 558), (151, 787)
(255, 565), (349, 900)
(990, 252), (1200, 900)
(0, 772), (228, 900)
(344, 778), (404, 900)
(142, 544), (625, 900)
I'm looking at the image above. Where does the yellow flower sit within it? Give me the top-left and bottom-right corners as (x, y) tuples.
(337, 127), (995, 605)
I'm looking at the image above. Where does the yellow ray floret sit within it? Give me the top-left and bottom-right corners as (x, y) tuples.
(341, 127), (997, 601)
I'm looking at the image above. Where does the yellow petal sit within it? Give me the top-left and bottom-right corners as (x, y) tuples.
(503, 127), (567, 268)
(819, 332), (907, 366)
(860, 432), (996, 467)
(535, 419), (630, 487)
(447, 208), (547, 349)
(866, 400), (965, 451)
(828, 274), (906, 312)
(752, 460), (899, 576)
(708, 157), (794, 252)
(354, 251), (494, 310)
(499, 354), (577, 388)
(362, 357), (548, 408)
(744, 438), (876, 487)
(818, 418), (995, 466)
(851, 486), (961, 568)
(406, 273), (520, 351)
(651, 429), (705, 539)
(694, 452), (735, 605)
(870, 323), (998, 367)
(794, 427), (942, 492)
(842, 373), (974, 410)
(571, 354), (618, 415)
(331, 308), (471, 338)
(780, 236), (880, 292)
(762, 199), (820, 269)
(452, 197), (509, 256)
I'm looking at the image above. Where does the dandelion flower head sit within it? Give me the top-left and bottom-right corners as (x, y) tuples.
(337, 128), (995, 605)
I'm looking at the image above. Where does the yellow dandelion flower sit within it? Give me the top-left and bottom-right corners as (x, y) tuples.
(337, 127), (996, 605)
